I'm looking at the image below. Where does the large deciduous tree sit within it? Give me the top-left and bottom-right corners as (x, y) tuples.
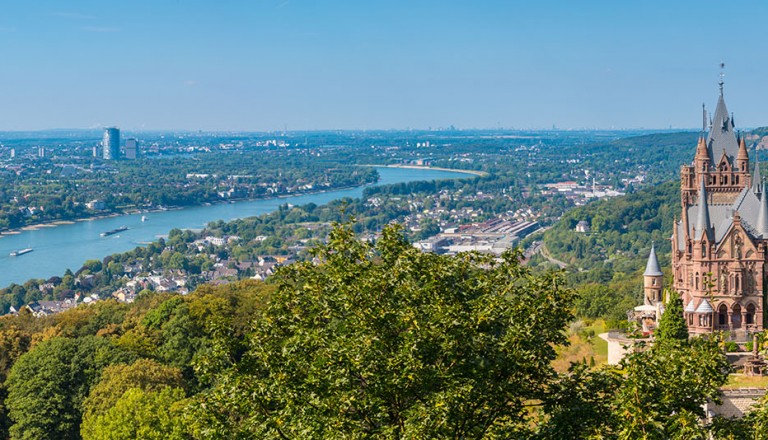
(5, 336), (134, 440)
(192, 223), (575, 438)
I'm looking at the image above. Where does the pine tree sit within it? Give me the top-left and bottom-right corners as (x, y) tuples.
(656, 290), (688, 345)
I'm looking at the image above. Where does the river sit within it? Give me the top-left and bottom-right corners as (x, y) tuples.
(0, 167), (471, 286)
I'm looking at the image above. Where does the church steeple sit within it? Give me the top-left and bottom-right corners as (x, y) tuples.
(695, 177), (714, 241)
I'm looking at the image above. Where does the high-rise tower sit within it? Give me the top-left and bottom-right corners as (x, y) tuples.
(103, 127), (120, 160)
(125, 138), (139, 160)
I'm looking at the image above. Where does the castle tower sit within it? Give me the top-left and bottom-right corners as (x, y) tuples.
(669, 79), (766, 340)
(643, 244), (663, 305)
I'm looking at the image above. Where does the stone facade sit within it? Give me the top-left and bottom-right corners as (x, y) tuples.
(654, 84), (767, 341)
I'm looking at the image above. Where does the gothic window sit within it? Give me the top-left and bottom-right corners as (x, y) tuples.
(732, 304), (742, 329)
(695, 272), (699, 290)
(702, 242), (707, 257)
(747, 304), (756, 325)
(718, 304), (728, 326)
(657, 290), (662, 301)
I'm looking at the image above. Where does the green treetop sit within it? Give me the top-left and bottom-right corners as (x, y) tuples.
(655, 290), (689, 345)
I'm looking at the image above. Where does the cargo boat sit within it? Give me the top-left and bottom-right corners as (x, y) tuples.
(10, 248), (33, 257)
(101, 226), (128, 237)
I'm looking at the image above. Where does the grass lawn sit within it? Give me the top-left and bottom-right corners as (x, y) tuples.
(553, 319), (608, 372)
(724, 374), (768, 389)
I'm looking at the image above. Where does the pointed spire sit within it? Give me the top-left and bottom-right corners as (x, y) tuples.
(644, 243), (663, 277)
(695, 177), (714, 241)
(754, 152), (763, 194)
(758, 183), (768, 238)
(696, 135), (709, 159)
(738, 133), (749, 164)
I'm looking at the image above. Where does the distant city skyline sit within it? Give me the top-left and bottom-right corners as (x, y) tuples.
(2, 1), (768, 131)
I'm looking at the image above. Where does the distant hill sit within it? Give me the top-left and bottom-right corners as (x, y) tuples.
(539, 180), (680, 325)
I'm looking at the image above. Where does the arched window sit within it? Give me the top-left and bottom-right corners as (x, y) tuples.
(732, 304), (742, 329)
(702, 242), (707, 257)
(718, 304), (728, 326)
(747, 304), (756, 325)
(696, 272), (700, 290)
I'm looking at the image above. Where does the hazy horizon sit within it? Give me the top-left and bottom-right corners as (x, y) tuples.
(3, 1), (768, 131)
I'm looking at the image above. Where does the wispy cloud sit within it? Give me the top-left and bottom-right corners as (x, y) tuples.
(53, 11), (97, 20)
(81, 26), (119, 33)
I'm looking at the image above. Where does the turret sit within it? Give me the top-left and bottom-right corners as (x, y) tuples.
(695, 135), (710, 173)
(737, 134), (749, 173)
(644, 244), (664, 304)
(754, 152), (763, 194)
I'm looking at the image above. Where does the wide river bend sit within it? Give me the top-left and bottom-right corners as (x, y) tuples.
(0, 167), (471, 286)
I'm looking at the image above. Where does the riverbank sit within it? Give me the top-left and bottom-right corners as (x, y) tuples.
(0, 178), (380, 237)
(0, 166), (472, 287)
(0, 166), (472, 237)
(359, 164), (487, 177)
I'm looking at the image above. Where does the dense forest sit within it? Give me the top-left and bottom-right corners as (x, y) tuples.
(0, 224), (757, 439)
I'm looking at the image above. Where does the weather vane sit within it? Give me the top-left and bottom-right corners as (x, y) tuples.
(719, 62), (725, 94)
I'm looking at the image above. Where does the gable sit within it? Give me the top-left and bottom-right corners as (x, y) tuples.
(715, 222), (758, 260)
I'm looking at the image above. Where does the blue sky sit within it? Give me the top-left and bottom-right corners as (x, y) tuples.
(1, 0), (767, 131)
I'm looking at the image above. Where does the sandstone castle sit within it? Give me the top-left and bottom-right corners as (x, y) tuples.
(643, 80), (766, 341)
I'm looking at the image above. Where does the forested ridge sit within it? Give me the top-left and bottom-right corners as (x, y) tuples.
(540, 180), (680, 324)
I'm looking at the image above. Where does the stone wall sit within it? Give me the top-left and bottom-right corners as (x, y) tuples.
(705, 388), (766, 419)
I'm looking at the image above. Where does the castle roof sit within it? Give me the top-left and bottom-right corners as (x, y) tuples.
(678, 185), (766, 248)
(694, 178), (714, 242)
(758, 183), (768, 237)
(643, 244), (663, 277)
(706, 89), (739, 166)
(695, 299), (713, 314)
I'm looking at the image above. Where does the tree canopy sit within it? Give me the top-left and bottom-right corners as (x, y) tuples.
(192, 223), (575, 438)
